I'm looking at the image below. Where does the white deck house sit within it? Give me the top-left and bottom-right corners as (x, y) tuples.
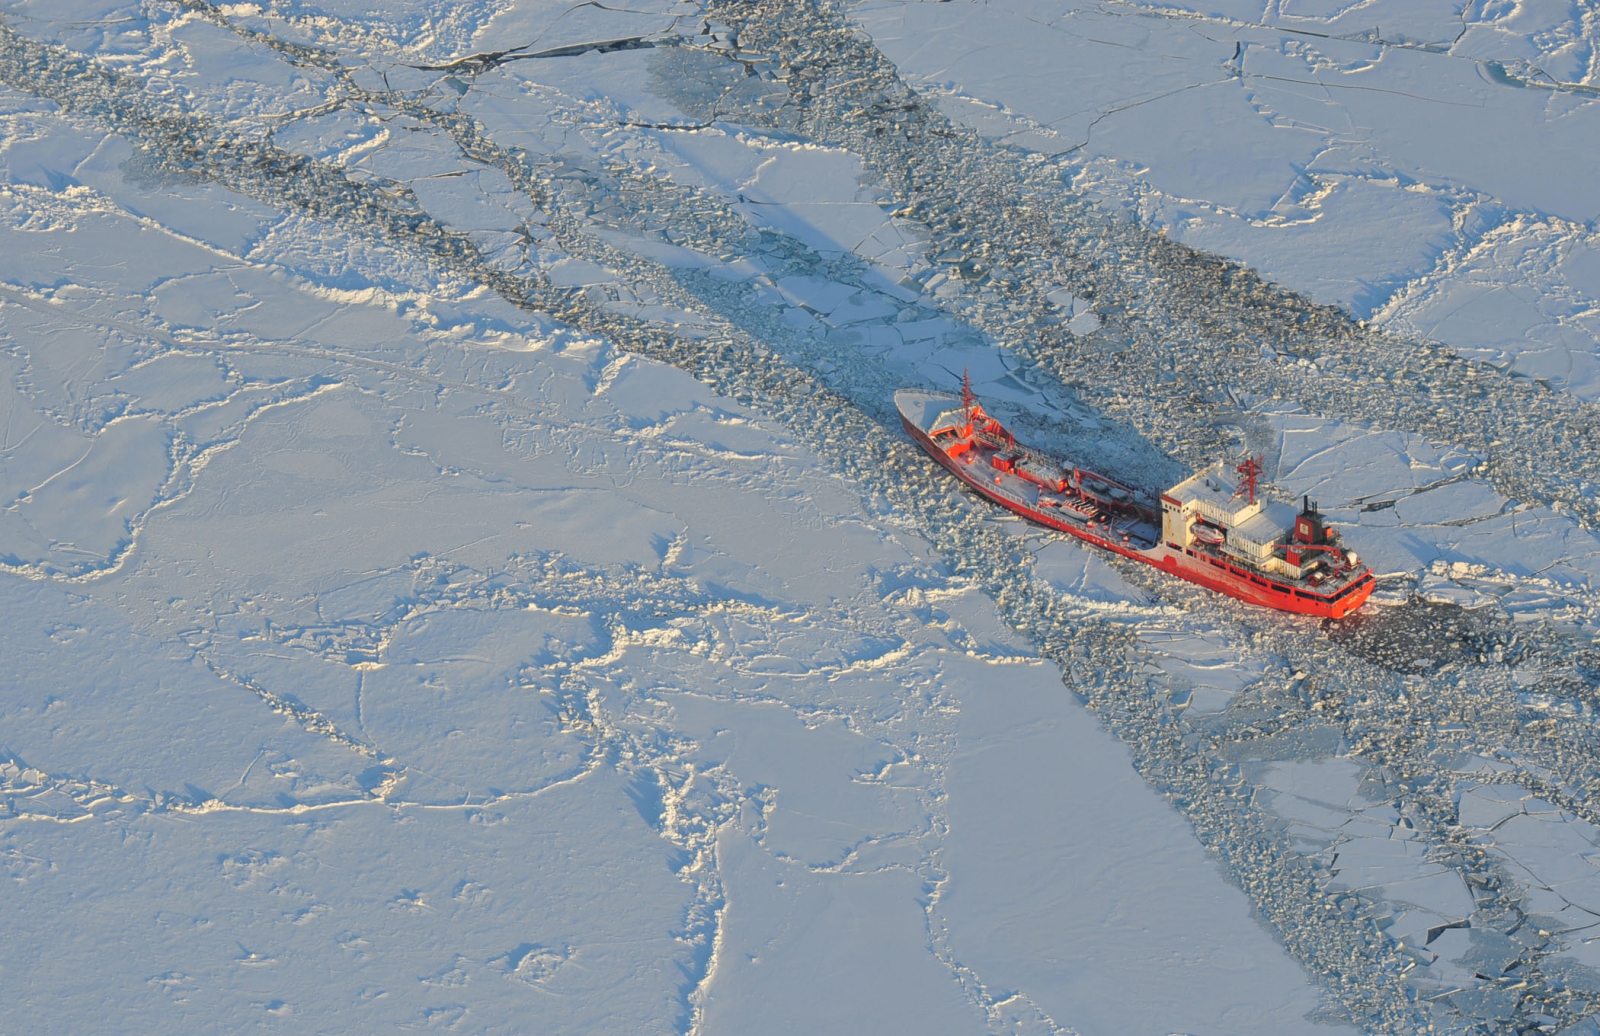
(1161, 463), (1305, 578)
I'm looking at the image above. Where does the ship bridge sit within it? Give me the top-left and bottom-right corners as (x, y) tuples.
(1161, 462), (1302, 576)
(1164, 464), (1261, 528)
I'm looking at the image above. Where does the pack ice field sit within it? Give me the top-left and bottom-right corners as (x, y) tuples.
(3, 1), (1600, 1033)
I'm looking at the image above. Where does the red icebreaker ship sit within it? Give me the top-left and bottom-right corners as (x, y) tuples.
(896, 377), (1375, 618)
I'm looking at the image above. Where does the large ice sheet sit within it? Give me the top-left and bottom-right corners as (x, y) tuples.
(6, 0), (1600, 1030)
(853, 0), (1600, 396)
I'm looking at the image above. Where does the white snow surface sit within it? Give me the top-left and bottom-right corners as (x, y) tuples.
(857, 0), (1600, 397)
(3, 0), (1600, 1033)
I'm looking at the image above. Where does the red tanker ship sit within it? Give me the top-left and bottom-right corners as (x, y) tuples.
(896, 376), (1375, 618)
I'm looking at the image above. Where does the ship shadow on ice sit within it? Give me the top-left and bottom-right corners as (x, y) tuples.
(662, 263), (1185, 498)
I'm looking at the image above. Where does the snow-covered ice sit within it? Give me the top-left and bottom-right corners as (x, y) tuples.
(4, 0), (1600, 1032)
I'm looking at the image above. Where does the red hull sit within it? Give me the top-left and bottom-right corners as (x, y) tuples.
(901, 412), (1374, 619)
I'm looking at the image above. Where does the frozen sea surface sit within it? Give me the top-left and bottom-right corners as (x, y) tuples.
(3, 0), (1600, 1032)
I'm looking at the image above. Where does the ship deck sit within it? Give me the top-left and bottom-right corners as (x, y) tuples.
(906, 399), (1161, 553)
(896, 387), (1375, 618)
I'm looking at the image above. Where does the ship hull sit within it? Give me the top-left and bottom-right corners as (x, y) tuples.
(898, 399), (1374, 619)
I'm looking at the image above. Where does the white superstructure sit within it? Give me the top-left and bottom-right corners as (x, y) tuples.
(1162, 462), (1309, 579)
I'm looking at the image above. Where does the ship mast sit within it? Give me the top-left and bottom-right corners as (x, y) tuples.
(1235, 455), (1263, 505)
(961, 368), (976, 419)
